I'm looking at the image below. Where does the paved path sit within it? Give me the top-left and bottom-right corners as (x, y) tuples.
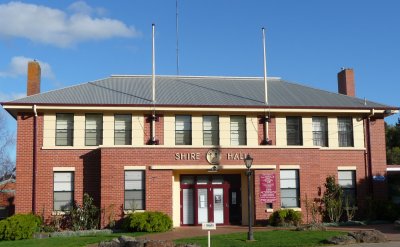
(136, 224), (400, 246)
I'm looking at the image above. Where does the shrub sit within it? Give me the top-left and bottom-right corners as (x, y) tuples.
(365, 198), (400, 221)
(322, 175), (343, 223)
(0, 214), (41, 240)
(65, 193), (99, 231)
(123, 211), (172, 232)
(269, 209), (302, 226)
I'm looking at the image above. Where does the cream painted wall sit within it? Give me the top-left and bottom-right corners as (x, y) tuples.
(132, 115), (144, 146)
(353, 117), (364, 148)
(103, 113), (113, 146)
(246, 115), (258, 147)
(43, 113), (55, 147)
(302, 117), (313, 146)
(328, 117), (339, 148)
(192, 115), (202, 146)
(172, 172), (181, 227)
(164, 114), (175, 146)
(219, 115), (230, 146)
(275, 116), (287, 146)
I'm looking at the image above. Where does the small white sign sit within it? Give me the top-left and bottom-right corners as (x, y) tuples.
(202, 222), (216, 230)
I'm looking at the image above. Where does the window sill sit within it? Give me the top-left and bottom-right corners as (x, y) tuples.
(281, 207), (302, 211)
(51, 211), (69, 216)
(123, 210), (145, 215)
(266, 208), (274, 213)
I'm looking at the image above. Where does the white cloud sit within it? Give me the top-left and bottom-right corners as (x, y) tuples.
(68, 1), (107, 16)
(0, 56), (54, 79)
(0, 1), (139, 47)
(0, 91), (25, 102)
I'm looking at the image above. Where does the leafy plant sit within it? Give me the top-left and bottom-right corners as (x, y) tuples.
(123, 211), (172, 232)
(268, 209), (302, 226)
(365, 197), (400, 221)
(67, 193), (99, 231)
(344, 196), (357, 222)
(322, 175), (343, 223)
(0, 214), (41, 240)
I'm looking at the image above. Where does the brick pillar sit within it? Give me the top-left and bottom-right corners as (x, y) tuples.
(337, 68), (355, 97)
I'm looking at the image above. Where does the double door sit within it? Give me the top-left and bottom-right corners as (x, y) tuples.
(181, 175), (241, 226)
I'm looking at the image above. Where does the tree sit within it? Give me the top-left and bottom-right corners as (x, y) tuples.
(386, 118), (400, 165)
(0, 110), (15, 181)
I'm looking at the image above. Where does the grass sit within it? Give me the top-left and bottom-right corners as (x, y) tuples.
(0, 232), (145, 247)
(174, 230), (346, 247)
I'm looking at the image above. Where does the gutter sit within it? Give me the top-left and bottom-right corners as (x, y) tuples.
(365, 108), (375, 197)
(32, 104), (37, 214)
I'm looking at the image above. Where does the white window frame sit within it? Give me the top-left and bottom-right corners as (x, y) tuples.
(286, 117), (303, 146)
(124, 170), (145, 210)
(53, 171), (74, 211)
(312, 116), (328, 147)
(203, 115), (219, 146)
(338, 117), (354, 147)
(280, 169), (300, 208)
(114, 114), (132, 145)
(230, 116), (246, 146)
(55, 113), (74, 146)
(338, 170), (357, 205)
(175, 115), (192, 145)
(85, 114), (103, 146)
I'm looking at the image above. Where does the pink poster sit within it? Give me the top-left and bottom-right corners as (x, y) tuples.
(260, 174), (276, 203)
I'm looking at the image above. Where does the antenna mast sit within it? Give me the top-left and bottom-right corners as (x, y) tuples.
(151, 23), (156, 144)
(262, 27), (270, 144)
(176, 0), (180, 76)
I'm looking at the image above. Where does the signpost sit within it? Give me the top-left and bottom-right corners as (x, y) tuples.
(202, 222), (216, 247)
(260, 174), (277, 203)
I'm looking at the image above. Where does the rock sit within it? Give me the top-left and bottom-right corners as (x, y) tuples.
(144, 240), (175, 247)
(175, 244), (201, 247)
(98, 238), (121, 247)
(296, 224), (327, 231)
(395, 220), (400, 226)
(125, 240), (144, 247)
(118, 235), (136, 245)
(326, 235), (357, 245)
(348, 230), (387, 243)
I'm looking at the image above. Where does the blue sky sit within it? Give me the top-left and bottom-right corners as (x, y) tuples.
(0, 0), (399, 132)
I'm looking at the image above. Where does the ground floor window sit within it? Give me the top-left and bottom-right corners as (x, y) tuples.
(124, 170), (145, 210)
(280, 169), (300, 208)
(53, 172), (74, 211)
(338, 170), (356, 205)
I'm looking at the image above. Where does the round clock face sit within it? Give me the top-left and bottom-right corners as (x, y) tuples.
(206, 149), (221, 165)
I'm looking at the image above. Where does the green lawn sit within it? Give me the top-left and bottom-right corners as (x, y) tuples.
(175, 230), (346, 247)
(0, 232), (145, 247)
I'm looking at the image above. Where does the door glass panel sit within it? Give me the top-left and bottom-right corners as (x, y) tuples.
(197, 176), (208, 184)
(212, 176), (223, 184)
(213, 188), (224, 224)
(181, 176), (195, 185)
(183, 189), (194, 224)
(197, 189), (208, 224)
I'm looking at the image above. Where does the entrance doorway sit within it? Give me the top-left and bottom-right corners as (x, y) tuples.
(180, 174), (241, 226)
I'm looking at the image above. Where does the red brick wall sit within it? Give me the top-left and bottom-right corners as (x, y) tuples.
(144, 114), (164, 145)
(258, 116), (276, 145)
(14, 111), (389, 226)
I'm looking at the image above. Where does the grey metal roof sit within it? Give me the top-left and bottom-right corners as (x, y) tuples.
(3, 75), (394, 109)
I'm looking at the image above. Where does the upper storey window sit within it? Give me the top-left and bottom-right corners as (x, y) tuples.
(114, 114), (132, 145)
(56, 113), (74, 146)
(203, 115), (219, 146)
(286, 117), (302, 145)
(176, 115), (192, 145)
(230, 116), (246, 146)
(312, 117), (328, 147)
(338, 117), (353, 147)
(85, 114), (103, 146)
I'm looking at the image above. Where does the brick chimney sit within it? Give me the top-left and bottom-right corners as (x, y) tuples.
(27, 60), (41, 96)
(337, 68), (355, 97)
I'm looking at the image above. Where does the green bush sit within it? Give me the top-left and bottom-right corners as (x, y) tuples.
(365, 198), (400, 221)
(269, 209), (302, 226)
(0, 214), (41, 240)
(123, 211), (172, 232)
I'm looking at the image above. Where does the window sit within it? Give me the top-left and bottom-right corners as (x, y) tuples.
(203, 115), (219, 145)
(230, 116), (246, 145)
(114, 114), (132, 145)
(85, 114), (103, 146)
(125, 171), (145, 210)
(338, 117), (353, 147)
(312, 117), (328, 147)
(56, 114), (74, 146)
(286, 117), (302, 145)
(175, 115), (192, 145)
(280, 170), (300, 208)
(54, 172), (74, 211)
(338, 170), (356, 205)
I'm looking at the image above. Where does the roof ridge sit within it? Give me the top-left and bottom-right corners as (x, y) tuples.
(110, 74), (282, 80)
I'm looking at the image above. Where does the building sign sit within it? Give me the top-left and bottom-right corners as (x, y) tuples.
(175, 153), (200, 160)
(373, 175), (385, 181)
(206, 149), (221, 165)
(260, 174), (276, 203)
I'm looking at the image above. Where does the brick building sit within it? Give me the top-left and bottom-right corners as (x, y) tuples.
(1, 61), (398, 227)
